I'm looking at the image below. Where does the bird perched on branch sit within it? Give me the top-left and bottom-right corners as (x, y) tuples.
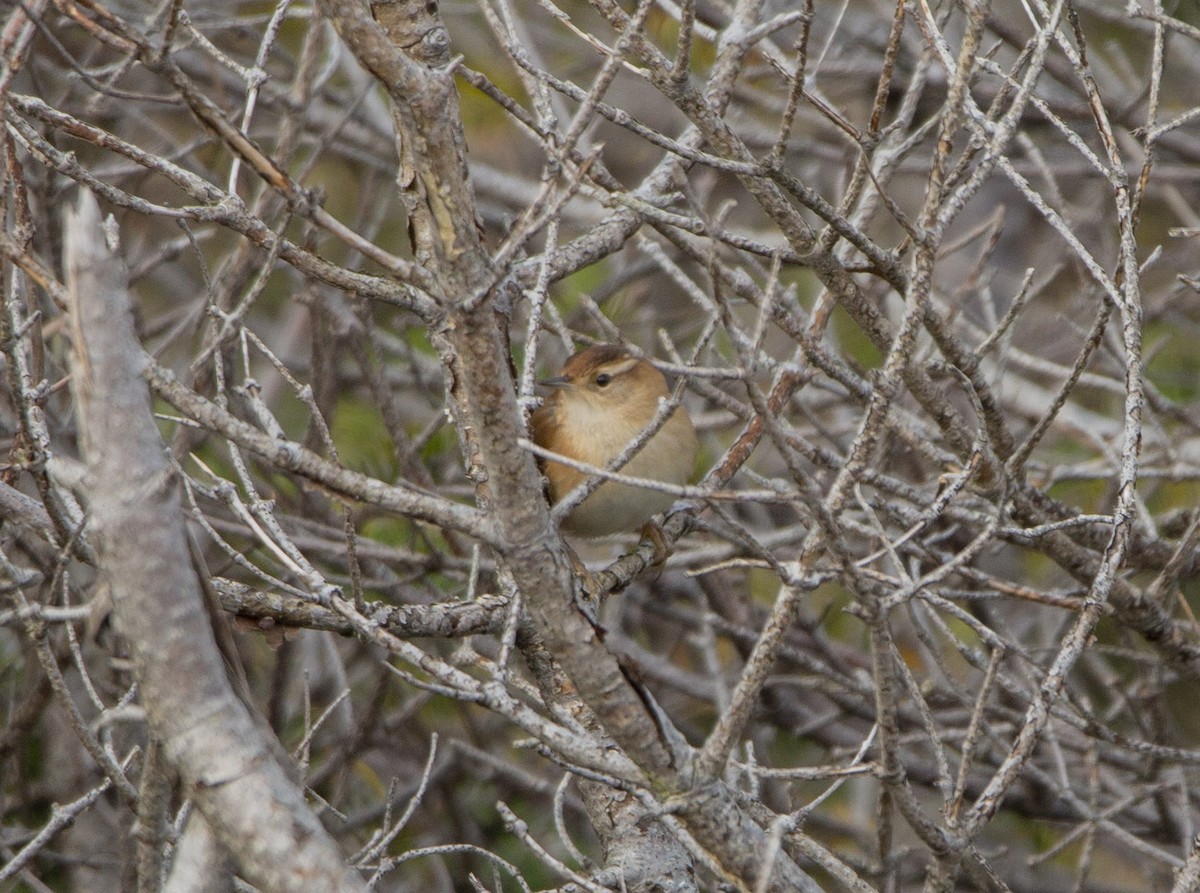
(530, 344), (697, 551)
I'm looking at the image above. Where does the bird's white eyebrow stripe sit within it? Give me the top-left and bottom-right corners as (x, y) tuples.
(598, 357), (639, 377)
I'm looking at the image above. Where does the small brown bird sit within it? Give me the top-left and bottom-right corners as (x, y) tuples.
(530, 344), (697, 540)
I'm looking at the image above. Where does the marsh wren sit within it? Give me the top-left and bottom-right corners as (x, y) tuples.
(530, 344), (697, 541)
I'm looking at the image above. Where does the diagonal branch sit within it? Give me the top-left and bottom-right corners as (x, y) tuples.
(66, 189), (367, 893)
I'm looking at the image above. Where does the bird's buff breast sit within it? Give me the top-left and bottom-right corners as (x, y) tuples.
(547, 409), (696, 538)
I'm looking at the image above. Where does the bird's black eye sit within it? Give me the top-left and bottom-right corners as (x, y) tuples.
(594, 373), (611, 387)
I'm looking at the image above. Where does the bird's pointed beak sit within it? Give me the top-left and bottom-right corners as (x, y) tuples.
(538, 375), (571, 389)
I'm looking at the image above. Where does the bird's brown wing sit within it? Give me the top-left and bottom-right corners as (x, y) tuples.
(529, 401), (554, 473)
(528, 401), (555, 501)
